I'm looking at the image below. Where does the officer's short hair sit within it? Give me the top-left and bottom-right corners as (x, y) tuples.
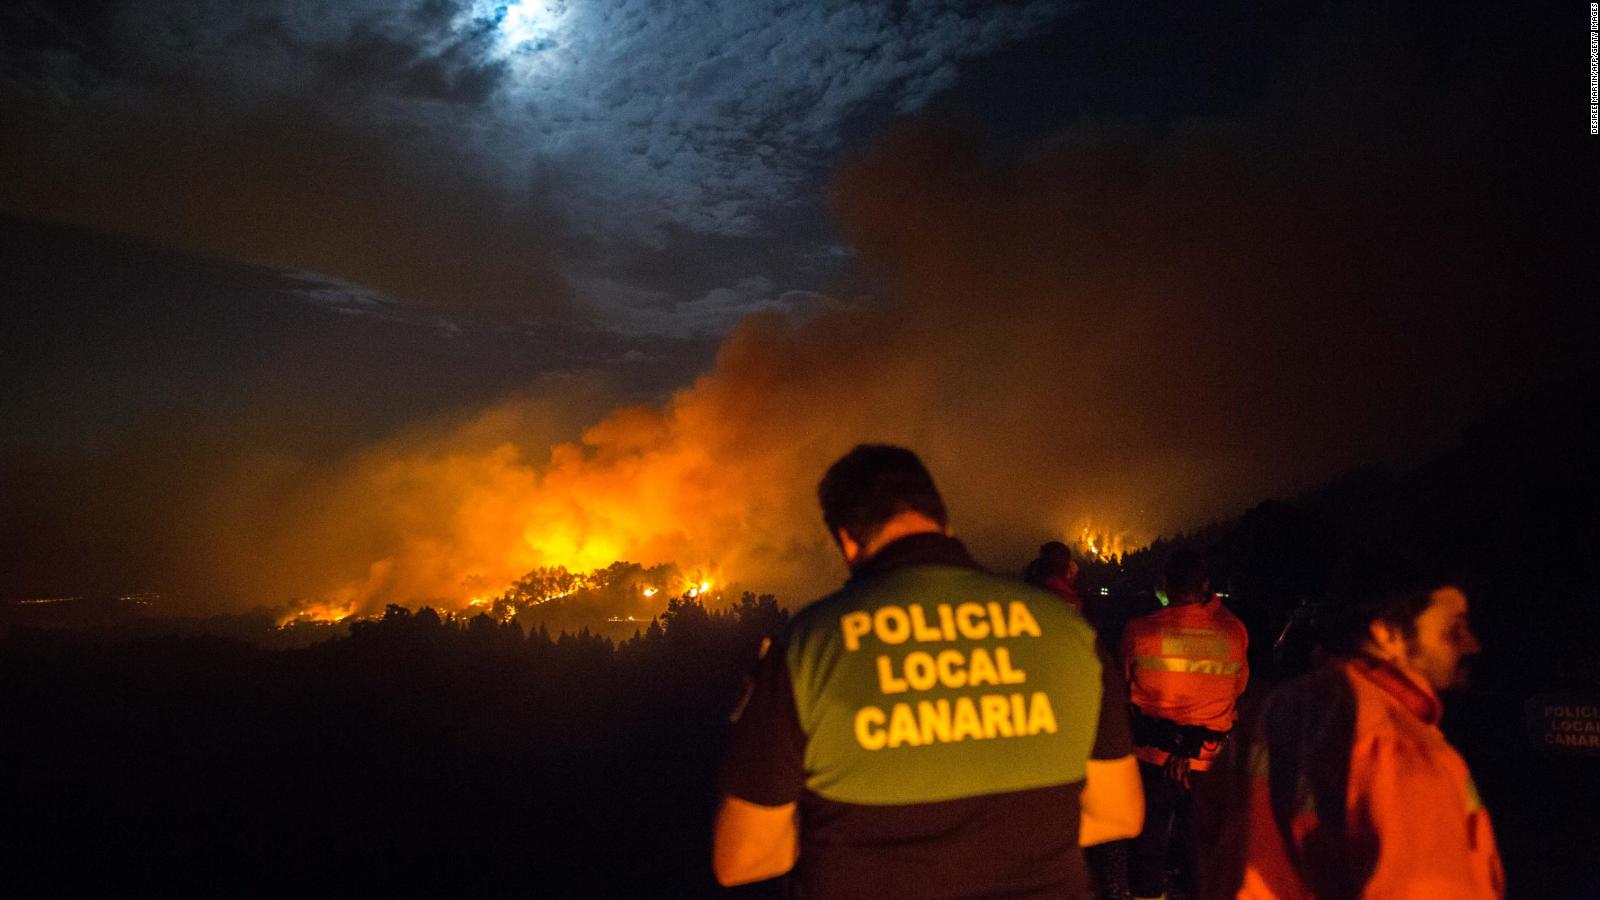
(1318, 553), (1447, 657)
(818, 445), (948, 547)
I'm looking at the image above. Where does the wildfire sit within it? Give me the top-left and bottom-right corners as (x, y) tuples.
(277, 600), (358, 627)
(637, 574), (712, 602)
(1071, 521), (1139, 564)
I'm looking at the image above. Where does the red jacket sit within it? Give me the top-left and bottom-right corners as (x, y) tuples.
(1120, 597), (1249, 770)
(1236, 658), (1503, 899)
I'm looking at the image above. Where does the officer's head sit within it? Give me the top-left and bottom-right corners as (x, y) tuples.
(1321, 557), (1482, 692)
(1163, 549), (1209, 603)
(818, 445), (949, 567)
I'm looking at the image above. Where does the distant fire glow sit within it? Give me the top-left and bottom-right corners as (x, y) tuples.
(255, 291), (1167, 619)
(1075, 522), (1137, 563)
(277, 600), (358, 627)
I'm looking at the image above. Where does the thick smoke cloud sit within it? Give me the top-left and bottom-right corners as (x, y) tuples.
(223, 98), (1583, 613)
(3, 2), (1588, 613)
(230, 3), (1587, 613)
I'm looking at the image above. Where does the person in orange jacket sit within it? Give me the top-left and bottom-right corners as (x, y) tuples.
(1213, 564), (1502, 899)
(1121, 550), (1249, 899)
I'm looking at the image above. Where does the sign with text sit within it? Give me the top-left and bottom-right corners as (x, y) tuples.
(1526, 695), (1600, 756)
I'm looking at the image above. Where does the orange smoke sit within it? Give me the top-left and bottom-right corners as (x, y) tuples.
(279, 315), (892, 614)
(287, 288), (1168, 615)
(248, 126), (1260, 614)
(226, 110), (1538, 616)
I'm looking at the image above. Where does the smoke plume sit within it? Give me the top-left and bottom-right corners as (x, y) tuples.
(5, 3), (1586, 614)
(250, 97), (1582, 613)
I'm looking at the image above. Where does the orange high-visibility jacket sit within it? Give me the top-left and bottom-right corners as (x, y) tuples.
(1237, 658), (1504, 899)
(1120, 597), (1249, 770)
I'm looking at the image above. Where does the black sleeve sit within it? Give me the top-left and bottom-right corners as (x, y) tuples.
(1091, 643), (1134, 760)
(719, 639), (807, 806)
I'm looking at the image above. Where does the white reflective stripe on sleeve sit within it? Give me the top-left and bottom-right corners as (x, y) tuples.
(1131, 655), (1243, 675)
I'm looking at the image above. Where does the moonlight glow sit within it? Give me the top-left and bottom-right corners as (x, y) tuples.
(490, 0), (568, 54)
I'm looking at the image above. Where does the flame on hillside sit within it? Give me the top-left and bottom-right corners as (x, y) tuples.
(269, 311), (870, 617)
(1072, 521), (1140, 564)
(277, 600), (358, 627)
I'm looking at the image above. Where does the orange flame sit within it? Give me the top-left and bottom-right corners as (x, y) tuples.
(276, 599), (358, 628)
(1070, 520), (1140, 563)
(292, 319), (857, 615)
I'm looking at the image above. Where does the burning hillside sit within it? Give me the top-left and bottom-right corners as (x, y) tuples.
(9, 84), (1572, 616)
(274, 560), (719, 630)
(222, 113), (1556, 618)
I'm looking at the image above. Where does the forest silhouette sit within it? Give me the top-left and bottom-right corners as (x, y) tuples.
(4, 592), (785, 896)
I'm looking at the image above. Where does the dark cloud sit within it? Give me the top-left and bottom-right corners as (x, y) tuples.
(306, 12), (509, 105)
(0, 94), (575, 316)
(1, 0), (1073, 328)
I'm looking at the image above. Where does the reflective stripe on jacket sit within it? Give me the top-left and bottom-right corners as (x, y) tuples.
(1120, 597), (1248, 769)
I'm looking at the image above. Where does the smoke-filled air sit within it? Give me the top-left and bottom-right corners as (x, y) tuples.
(235, 106), (1573, 620)
(3, 2), (1581, 621)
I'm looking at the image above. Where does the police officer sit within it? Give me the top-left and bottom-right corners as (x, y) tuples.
(714, 445), (1144, 897)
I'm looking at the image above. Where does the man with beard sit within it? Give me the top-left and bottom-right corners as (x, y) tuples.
(1219, 566), (1503, 898)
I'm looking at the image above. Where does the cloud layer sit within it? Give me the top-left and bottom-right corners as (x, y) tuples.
(2, 0), (1070, 326)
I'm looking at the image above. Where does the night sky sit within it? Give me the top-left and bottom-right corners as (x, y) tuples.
(1, 1), (1592, 612)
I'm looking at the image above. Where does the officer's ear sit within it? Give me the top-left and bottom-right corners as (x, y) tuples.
(835, 528), (863, 565)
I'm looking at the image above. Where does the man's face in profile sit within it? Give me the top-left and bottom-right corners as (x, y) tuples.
(1406, 586), (1482, 692)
